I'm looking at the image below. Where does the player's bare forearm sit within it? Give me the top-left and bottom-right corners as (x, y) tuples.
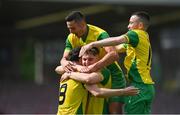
(60, 50), (76, 72)
(91, 35), (127, 48)
(69, 72), (103, 84)
(85, 85), (139, 98)
(60, 50), (71, 67)
(79, 35), (127, 57)
(85, 84), (123, 98)
(92, 51), (119, 71)
(60, 57), (67, 65)
(55, 66), (65, 75)
(115, 44), (127, 53)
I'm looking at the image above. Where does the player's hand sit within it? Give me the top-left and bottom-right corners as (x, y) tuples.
(62, 61), (75, 72)
(74, 65), (86, 72)
(122, 86), (139, 96)
(81, 64), (97, 73)
(79, 66), (91, 73)
(60, 72), (71, 82)
(87, 64), (99, 72)
(79, 43), (93, 57)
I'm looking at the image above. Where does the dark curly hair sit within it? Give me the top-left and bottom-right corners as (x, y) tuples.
(67, 47), (81, 61)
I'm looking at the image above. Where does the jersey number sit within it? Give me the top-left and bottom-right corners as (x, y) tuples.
(59, 83), (67, 105)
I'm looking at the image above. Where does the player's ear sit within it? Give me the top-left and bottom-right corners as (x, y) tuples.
(80, 20), (86, 27)
(139, 22), (144, 29)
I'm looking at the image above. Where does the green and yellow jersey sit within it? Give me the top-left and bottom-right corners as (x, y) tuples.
(64, 24), (126, 103)
(65, 24), (109, 57)
(123, 29), (154, 84)
(57, 79), (88, 115)
(87, 67), (112, 114)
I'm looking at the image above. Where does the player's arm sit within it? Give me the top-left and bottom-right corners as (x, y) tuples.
(79, 35), (128, 57)
(55, 66), (65, 75)
(60, 50), (75, 72)
(115, 44), (127, 53)
(85, 85), (139, 98)
(81, 32), (120, 72)
(89, 46), (119, 72)
(61, 71), (103, 84)
(60, 50), (69, 65)
(92, 32), (119, 71)
(60, 38), (75, 72)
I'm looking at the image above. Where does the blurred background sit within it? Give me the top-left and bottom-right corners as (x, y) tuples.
(0, 0), (180, 114)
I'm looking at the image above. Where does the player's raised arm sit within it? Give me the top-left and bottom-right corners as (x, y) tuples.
(79, 35), (128, 57)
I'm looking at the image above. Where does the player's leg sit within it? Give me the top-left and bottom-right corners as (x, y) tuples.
(124, 83), (155, 114)
(109, 102), (124, 113)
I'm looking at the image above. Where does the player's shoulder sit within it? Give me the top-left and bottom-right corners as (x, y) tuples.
(88, 24), (106, 33)
(67, 33), (79, 41)
(67, 33), (75, 38)
(129, 29), (147, 35)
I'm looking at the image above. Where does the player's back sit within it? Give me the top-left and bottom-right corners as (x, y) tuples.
(57, 79), (88, 115)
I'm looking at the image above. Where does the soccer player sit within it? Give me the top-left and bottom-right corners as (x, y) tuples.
(60, 11), (126, 113)
(79, 11), (155, 114)
(57, 47), (139, 114)
(57, 47), (88, 115)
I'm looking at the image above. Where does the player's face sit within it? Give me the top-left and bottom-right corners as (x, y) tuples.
(82, 54), (99, 66)
(66, 20), (82, 36)
(128, 15), (141, 30)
